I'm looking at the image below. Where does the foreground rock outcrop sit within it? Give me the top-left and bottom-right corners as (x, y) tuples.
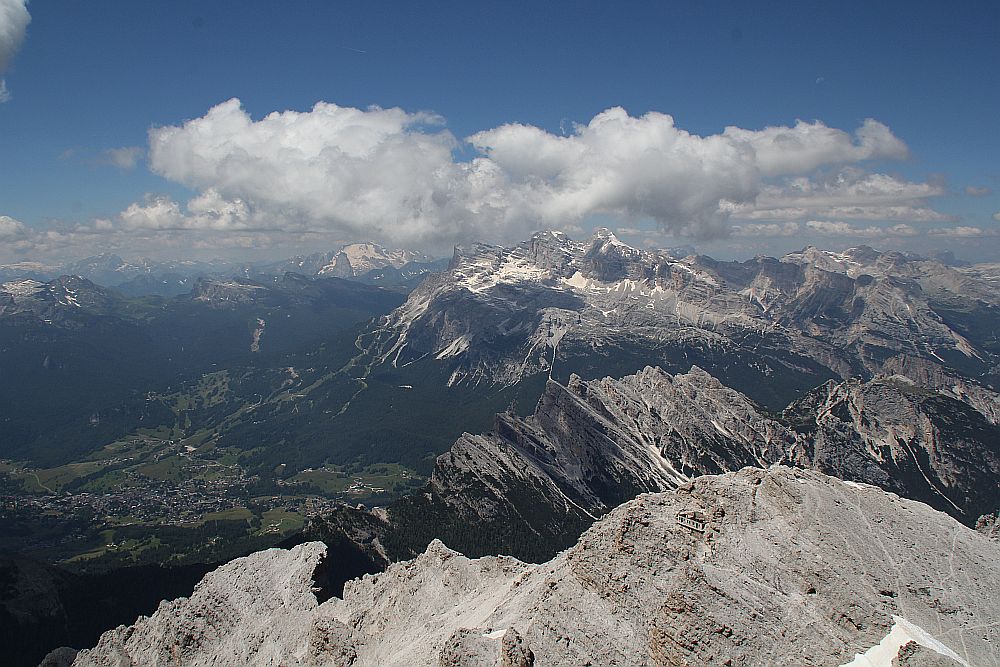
(70, 467), (1000, 666)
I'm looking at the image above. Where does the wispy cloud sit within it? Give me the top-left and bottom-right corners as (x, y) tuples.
(805, 220), (919, 238)
(732, 220), (921, 240)
(732, 222), (802, 237)
(930, 225), (1000, 238)
(97, 146), (144, 170)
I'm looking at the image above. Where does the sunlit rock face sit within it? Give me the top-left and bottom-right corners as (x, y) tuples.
(70, 467), (999, 666)
(294, 358), (998, 600)
(784, 371), (1000, 525)
(316, 243), (431, 278)
(370, 230), (999, 409)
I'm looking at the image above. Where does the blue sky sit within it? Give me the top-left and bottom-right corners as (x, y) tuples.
(0, 1), (998, 261)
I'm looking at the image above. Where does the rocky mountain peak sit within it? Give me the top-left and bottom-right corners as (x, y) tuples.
(1, 277), (45, 299)
(588, 226), (631, 249)
(191, 277), (268, 305)
(318, 242), (429, 277)
(524, 230), (580, 275)
(0, 275), (121, 319)
(66, 253), (129, 271)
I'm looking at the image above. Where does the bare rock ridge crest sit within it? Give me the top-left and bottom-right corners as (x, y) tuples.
(296, 360), (999, 580)
(68, 467), (1000, 666)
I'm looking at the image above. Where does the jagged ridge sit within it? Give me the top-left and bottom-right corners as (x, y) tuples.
(68, 467), (1000, 666)
(369, 230), (999, 408)
(295, 360), (999, 595)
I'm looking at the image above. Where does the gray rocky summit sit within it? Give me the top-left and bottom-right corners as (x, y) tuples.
(68, 467), (999, 666)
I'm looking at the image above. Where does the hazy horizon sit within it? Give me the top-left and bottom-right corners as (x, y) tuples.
(1, 225), (994, 270)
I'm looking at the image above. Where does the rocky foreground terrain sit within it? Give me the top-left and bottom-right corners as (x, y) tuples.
(62, 467), (999, 666)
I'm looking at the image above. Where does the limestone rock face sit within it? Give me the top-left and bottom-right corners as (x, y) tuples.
(881, 354), (1000, 425)
(72, 543), (332, 667)
(369, 232), (999, 408)
(317, 242), (429, 278)
(893, 642), (964, 667)
(429, 364), (794, 532)
(976, 511), (1000, 541)
(302, 365), (802, 570)
(300, 362), (999, 587)
(71, 467), (1000, 667)
(784, 372), (1000, 524)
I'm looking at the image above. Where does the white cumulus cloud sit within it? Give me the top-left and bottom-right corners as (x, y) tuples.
(0, 214), (27, 238)
(468, 107), (761, 238)
(0, 0), (30, 102)
(0, 0), (29, 70)
(119, 196), (188, 231)
(136, 100), (923, 247)
(120, 191), (259, 232)
(147, 99), (516, 245)
(722, 118), (908, 177)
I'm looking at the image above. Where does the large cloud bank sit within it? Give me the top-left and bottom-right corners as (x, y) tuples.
(0, 0), (29, 102)
(131, 99), (926, 247)
(6, 99), (975, 261)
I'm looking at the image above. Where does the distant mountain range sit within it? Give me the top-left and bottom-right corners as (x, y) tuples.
(266, 242), (433, 277)
(7, 229), (998, 475)
(5, 229), (998, 472)
(0, 242), (449, 296)
(346, 229), (997, 420)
